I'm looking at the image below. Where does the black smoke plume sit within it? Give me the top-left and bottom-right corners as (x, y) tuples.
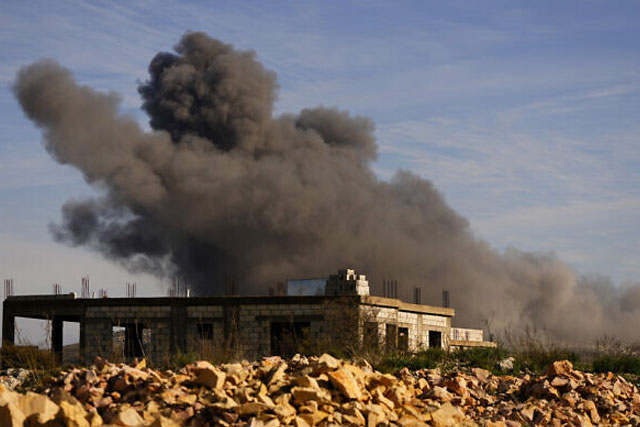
(14, 32), (640, 343)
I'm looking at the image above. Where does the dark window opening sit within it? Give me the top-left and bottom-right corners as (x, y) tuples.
(116, 323), (147, 358)
(429, 330), (442, 348)
(270, 322), (310, 357)
(197, 323), (214, 340)
(398, 327), (409, 352)
(385, 324), (397, 350)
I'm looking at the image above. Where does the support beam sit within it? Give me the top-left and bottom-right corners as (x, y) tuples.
(2, 312), (15, 346)
(51, 318), (63, 363)
(79, 318), (86, 363)
(170, 305), (187, 355)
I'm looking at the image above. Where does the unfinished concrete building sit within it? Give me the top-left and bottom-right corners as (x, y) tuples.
(2, 269), (493, 362)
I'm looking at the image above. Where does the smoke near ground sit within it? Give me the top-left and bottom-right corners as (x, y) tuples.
(13, 32), (640, 343)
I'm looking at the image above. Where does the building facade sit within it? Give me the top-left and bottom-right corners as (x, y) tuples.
(2, 269), (492, 362)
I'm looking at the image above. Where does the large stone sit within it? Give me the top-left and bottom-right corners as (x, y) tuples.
(266, 361), (288, 386)
(327, 368), (362, 400)
(0, 403), (25, 427)
(188, 361), (226, 389)
(18, 392), (60, 425)
(58, 399), (90, 427)
(497, 357), (515, 371)
(235, 402), (271, 416)
(545, 360), (573, 378)
(111, 406), (144, 426)
(291, 386), (330, 403)
(431, 402), (469, 427)
(299, 410), (329, 426)
(150, 415), (181, 427)
(316, 354), (340, 372)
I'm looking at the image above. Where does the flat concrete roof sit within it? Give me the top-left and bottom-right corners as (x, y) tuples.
(361, 295), (455, 317)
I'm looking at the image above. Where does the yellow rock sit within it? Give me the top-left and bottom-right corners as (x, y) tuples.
(291, 386), (330, 404)
(431, 402), (467, 427)
(295, 415), (312, 427)
(273, 395), (296, 419)
(376, 373), (398, 387)
(58, 399), (90, 427)
(112, 406), (144, 426)
(150, 414), (181, 427)
(0, 385), (18, 405)
(234, 401), (271, 416)
(327, 368), (362, 400)
(188, 361), (226, 389)
(316, 354), (340, 371)
(266, 362), (288, 386)
(293, 375), (320, 390)
(396, 414), (424, 427)
(545, 360), (573, 378)
(223, 363), (250, 385)
(299, 410), (328, 426)
(18, 392), (60, 425)
(88, 411), (103, 427)
(0, 402), (26, 427)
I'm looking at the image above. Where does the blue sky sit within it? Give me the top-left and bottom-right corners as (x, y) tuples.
(1, 0), (639, 333)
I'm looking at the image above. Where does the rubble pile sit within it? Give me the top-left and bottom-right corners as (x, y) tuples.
(0, 368), (31, 391)
(0, 355), (639, 426)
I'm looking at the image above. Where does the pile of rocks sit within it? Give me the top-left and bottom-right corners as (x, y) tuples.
(0, 355), (638, 426)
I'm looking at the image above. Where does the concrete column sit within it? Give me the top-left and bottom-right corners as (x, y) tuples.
(79, 318), (86, 363)
(2, 312), (15, 346)
(51, 318), (63, 363)
(223, 305), (239, 352)
(170, 305), (187, 355)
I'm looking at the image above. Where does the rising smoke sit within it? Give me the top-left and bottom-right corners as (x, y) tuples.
(13, 32), (640, 343)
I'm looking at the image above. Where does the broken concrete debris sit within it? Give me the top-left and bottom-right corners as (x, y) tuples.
(0, 368), (31, 391)
(0, 357), (639, 425)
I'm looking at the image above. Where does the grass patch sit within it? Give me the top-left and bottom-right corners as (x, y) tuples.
(0, 345), (56, 370)
(513, 347), (579, 374)
(374, 348), (446, 373)
(370, 346), (583, 375)
(592, 354), (640, 375)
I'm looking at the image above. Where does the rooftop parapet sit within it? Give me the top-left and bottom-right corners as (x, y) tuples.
(325, 268), (370, 296)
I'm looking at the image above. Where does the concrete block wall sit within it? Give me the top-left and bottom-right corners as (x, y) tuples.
(84, 305), (172, 361)
(83, 321), (114, 360)
(235, 302), (332, 360)
(360, 306), (395, 348)
(420, 313), (450, 349)
(320, 300), (360, 345)
(147, 320), (171, 360)
(185, 305), (225, 354)
(360, 305), (451, 351)
(397, 311), (419, 350)
(450, 327), (483, 342)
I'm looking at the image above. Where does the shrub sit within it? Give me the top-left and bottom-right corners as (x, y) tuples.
(0, 345), (56, 370)
(514, 347), (579, 374)
(374, 348), (446, 373)
(453, 347), (510, 371)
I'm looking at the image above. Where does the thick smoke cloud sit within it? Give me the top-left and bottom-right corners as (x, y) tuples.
(14, 32), (640, 343)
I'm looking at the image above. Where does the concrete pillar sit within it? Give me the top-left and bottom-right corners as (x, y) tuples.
(51, 318), (63, 363)
(79, 319), (86, 363)
(2, 312), (15, 346)
(223, 305), (239, 352)
(170, 305), (187, 355)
